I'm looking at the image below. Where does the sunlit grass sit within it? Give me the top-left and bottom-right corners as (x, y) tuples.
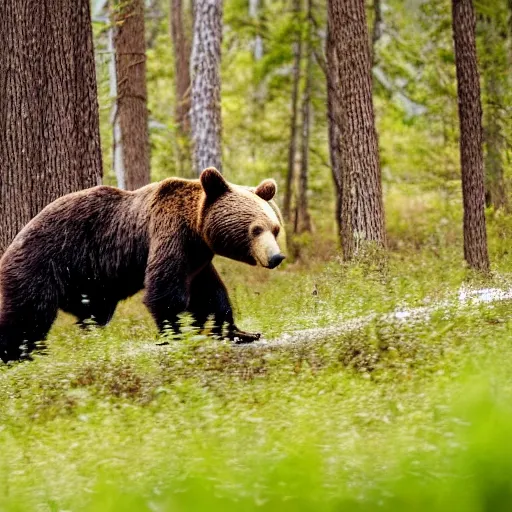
(1, 233), (512, 510)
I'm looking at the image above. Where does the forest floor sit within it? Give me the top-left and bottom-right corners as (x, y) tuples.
(2, 247), (512, 511)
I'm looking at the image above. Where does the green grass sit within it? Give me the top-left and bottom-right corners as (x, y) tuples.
(2, 242), (512, 510)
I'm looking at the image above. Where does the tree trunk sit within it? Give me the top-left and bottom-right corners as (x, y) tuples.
(249, 0), (264, 60)
(480, 14), (507, 211)
(0, 0), (102, 255)
(113, 0), (150, 191)
(371, 0), (383, 67)
(190, 0), (223, 175)
(170, 0), (192, 135)
(452, 0), (489, 272)
(283, 0), (302, 222)
(295, 0), (313, 233)
(170, 0), (193, 177)
(108, 26), (125, 190)
(249, 0), (265, 163)
(326, 14), (343, 237)
(146, 0), (165, 50)
(328, 0), (386, 260)
(509, 0), (512, 41)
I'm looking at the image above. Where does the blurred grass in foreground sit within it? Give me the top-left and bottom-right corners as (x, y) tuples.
(1, 257), (512, 510)
(1, 199), (512, 511)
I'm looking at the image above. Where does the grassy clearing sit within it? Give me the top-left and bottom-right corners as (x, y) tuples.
(1, 238), (512, 510)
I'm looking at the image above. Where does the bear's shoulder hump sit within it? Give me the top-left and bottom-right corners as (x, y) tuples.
(154, 178), (201, 199)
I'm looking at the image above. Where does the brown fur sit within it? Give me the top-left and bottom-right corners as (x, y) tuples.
(0, 168), (284, 362)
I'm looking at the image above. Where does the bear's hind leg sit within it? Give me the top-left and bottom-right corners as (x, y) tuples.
(0, 305), (58, 363)
(0, 255), (59, 363)
(0, 323), (24, 363)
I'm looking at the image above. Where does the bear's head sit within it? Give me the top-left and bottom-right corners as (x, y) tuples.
(199, 168), (286, 269)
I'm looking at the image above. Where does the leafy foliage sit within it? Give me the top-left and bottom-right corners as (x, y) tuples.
(92, 0), (511, 238)
(2, 250), (512, 509)
(2, 0), (512, 509)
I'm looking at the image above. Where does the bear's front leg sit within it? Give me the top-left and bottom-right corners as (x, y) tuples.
(188, 264), (261, 343)
(143, 247), (190, 335)
(144, 281), (189, 335)
(227, 327), (261, 344)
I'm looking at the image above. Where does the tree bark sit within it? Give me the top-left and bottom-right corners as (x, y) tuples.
(480, 14), (507, 211)
(113, 0), (150, 191)
(0, 0), (102, 255)
(452, 0), (489, 272)
(295, 0), (313, 233)
(328, 0), (386, 260)
(108, 25), (125, 190)
(249, 0), (265, 163)
(326, 14), (343, 237)
(190, 0), (223, 175)
(283, 0), (302, 222)
(371, 0), (383, 67)
(170, 0), (192, 135)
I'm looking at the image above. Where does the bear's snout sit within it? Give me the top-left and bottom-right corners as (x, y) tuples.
(251, 230), (285, 269)
(267, 254), (285, 269)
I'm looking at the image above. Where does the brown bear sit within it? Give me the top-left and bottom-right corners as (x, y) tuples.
(0, 168), (285, 363)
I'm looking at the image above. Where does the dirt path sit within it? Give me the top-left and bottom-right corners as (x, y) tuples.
(247, 286), (512, 348)
(122, 286), (512, 358)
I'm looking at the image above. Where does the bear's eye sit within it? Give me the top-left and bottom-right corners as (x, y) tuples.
(272, 225), (280, 238)
(251, 226), (264, 237)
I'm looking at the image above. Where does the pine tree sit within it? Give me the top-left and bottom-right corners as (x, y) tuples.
(0, 0), (102, 254)
(112, 0), (150, 190)
(452, 0), (489, 271)
(283, 0), (303, 222)
(295, 0), (313, 233)
(328, 0), (386, 259)
(170, 0), (192, 136)
(190, 0), (223, 175)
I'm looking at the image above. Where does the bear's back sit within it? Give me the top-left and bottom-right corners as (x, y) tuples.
(0, 185), (154, 293)
(6, 185), (133, 251)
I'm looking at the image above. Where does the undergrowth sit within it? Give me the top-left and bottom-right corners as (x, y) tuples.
(1, 204), (512, 510)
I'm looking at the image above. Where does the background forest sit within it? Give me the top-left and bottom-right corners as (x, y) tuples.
(94, 0), (511, 263)
(1, 0), (512, 511)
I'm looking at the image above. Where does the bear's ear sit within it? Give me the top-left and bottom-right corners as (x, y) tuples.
(254, 179), (277, 201)
(200, 167), (230, 199)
